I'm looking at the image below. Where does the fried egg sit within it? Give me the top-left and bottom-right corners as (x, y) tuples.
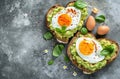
(76, 37), (105, 63)
(52, 7), (81, 30)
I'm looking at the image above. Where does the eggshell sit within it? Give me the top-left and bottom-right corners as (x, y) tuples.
(97, 25), (110, 35)
(86, 16), (96, 31)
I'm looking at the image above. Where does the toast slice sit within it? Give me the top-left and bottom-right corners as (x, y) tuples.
(67, 32), (119, 74)
(46, 1), (88, 44)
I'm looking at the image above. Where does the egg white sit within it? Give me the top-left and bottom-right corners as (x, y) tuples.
(52, 7), (81, 30)
(76, 37), (105, 63)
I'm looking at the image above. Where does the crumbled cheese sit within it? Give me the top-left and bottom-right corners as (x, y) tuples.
(63, 65), (67, 70)
(43, 49), (48, 53)
(73, 71), (77, 76)
(92, 7), (99, 14)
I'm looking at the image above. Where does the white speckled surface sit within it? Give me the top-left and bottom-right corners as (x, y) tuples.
(0, 0), (120, 79)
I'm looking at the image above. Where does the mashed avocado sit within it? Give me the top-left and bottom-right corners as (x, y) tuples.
(47, 4), (88, 39)
(70, 33), (117, 72)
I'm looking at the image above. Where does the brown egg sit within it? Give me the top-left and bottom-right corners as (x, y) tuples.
(86, 16), (96, 31)
(97, 25), (110, 35)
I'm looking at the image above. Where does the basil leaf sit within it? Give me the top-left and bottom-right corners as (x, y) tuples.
(56, 28), (62, 33)
(100, 50), (110, 56)
(55, 27), (66, 35)
(100, 45), (114, 56)
(53, 44), (64, 57)
(62, 26), (67, 30)
(48, 60), (54, 65)
(64, 56), (70, 62)
(74, 0), (87, 9)
(61, 27), (66, 34)
(43, 32), (53, 40)
(80, 27), (88, 35)
(104, 45), (114, 53)
(95, 15), (106, 23)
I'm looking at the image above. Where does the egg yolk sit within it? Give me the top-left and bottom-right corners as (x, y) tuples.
(58, 14), (72, 27)
(79, 40), (94, 55)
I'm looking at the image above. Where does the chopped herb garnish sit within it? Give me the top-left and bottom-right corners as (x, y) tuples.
(64, 55), (70, 62)
(48, 60), (54, 65)
(43, 32), (53, 40)
(100, 45), (114, 56)
(74, 0), (87, 9)
(95, 15), (106, 23)
(52, 44), (65, 57)
(55, 26), (67, 35)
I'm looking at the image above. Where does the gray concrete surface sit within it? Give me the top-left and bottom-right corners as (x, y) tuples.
(0, 0), (120, 79)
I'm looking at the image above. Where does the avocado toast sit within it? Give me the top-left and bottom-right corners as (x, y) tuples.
(67, 32), (119, 74)
(46, 1), (88, 44)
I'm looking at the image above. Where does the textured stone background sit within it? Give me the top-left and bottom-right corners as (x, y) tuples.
(0, 0), (120, 79)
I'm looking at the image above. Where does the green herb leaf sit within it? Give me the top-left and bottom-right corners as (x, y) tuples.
(43, 32), (53, 40)
(62, 26), (67, 30)
(100, 45), (114, 56)
(55, 27), (67, 35)
(53, 44), (64, 57)
(100, 50), (110, 56)
(61, 26), (66, 34)
(64, 56), (70, 62)
(48, 60), (54, 65)
(74, 0), (87, 9)
(80, 27), (88, 35)
(95, 15), (106, 23)
(104, 45), (114, 53)
(56, 28), (62, 33)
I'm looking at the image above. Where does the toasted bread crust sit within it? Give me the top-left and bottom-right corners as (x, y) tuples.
(67, 32), (119, 74)
(66, 0), (76, 7)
